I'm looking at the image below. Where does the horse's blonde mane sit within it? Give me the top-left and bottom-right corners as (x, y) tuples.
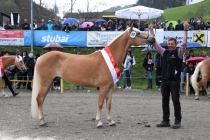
(107, 27), (141, 46)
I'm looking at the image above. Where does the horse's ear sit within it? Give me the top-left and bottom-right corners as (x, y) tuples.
(129, 23), (134, 33)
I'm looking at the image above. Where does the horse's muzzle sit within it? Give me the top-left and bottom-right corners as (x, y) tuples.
(21, 67), (27, 73)
(146, 37), (156, 45)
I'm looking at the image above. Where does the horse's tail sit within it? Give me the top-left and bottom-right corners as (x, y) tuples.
(191, 61), (203, 92)
(31, 66), (40, 119)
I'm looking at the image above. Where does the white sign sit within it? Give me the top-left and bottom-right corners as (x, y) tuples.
(86, 31), (123, 47)
(163, 31), (207, 47)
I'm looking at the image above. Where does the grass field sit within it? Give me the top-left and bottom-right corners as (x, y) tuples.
(162, 0), (210, 22)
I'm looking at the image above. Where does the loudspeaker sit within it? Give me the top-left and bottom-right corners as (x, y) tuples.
(11, 13), (20, 25)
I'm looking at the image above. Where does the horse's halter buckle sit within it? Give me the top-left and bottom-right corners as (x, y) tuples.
(129, 30), (149, 39)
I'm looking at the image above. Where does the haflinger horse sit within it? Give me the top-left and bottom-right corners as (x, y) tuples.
(31, 25), (156, 127)
(191, 59), (210, 100)
(0, 55), (27, 97)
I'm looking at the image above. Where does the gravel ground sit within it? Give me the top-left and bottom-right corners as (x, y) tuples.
(0, 88), (210, 140)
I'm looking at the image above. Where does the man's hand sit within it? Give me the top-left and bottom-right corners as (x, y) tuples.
(148, 24), (155, 36)
(183, 21), (190, 30)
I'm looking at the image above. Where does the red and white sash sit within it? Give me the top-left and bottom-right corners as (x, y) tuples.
(101, 46), (120, 84)
(0, 57), (4, 77)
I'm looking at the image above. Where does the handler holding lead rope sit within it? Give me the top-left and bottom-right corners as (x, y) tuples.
(148, 21), (189, 129)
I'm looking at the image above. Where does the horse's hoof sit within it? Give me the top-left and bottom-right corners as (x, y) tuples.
(40, 122), (48, 127)
(3, 95), (9, 98)
(97, 121), (103, 128)
(109, 120), (116, 126)
(195, 97), (199, 100)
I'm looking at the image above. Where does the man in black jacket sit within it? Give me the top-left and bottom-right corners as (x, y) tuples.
(1, 51), (19, 97)
(175, 20), (184, 31)
(22, 19), (30, 30)
(148, 21), (189, 129)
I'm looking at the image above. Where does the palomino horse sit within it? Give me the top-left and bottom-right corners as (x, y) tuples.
(31, 26), (156, 127)
(191, 59), (210, 100)
(0, 55), (27, 97)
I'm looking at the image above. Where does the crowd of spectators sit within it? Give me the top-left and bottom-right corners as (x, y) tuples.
(3, 16), (210, 31)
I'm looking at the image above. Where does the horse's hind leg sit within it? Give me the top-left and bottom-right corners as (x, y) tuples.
(96, 86), (109, 128)
(37, 85), (49, 126)
(106, 86), (116, 126)
(0, 79), (8, 98)
(196, 77), (208, 100)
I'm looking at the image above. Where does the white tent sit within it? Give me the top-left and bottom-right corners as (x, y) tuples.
(115, 5), (164, 20)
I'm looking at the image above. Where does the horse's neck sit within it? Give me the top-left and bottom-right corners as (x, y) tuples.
(2, 56), (15, 68)
(108, 32), (130, 67)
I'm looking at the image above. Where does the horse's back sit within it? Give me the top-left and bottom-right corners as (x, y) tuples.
(35, 51), (112, 86)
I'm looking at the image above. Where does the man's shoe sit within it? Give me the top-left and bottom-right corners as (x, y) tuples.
(156, 121), (170, 127)
(171, 121), (181, 129)
(13, 92), (19, 97)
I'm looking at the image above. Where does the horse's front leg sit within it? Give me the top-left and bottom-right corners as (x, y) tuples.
(96, 86), (109, 128)
(0, 79), (8, 98)
(106, 86), (116, 126)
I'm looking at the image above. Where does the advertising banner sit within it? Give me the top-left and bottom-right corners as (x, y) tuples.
(24, 30), (87, 47)
(207, 31), (210, 47)
(87, 29), (164, 47)
(86, 31), (123, 47)
(0, 30), (24, 46)
(163, 31), (208, 47)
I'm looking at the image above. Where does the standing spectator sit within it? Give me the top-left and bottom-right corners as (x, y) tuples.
(39, 19), (48, 30)
(93, 24), (101, 31)
(117, 22), (123, 31)
(122, 49), (136, 89)
(199, 17), (205, 26)
(161, 22), (166, 31)
(186, 49), (195, 60)
(62, 23), (71, 33)
(47, 20), (54, 30)
(84, 24), (91, 31)
(194, 20), (205, 30)
(122, 56), (132, 89)
(25, 53), (35, 90)
(154, 52), (162, 89)
(139, 23), (145, 31)
(143, 52), (154, 89)
(32, 19), (38, 30)
(101, 23), (106, 31)
(189, 18), (196, 30)
(16, 50), (29, 89)
(175, 20), (184, 30)
(206, 19), (210, 30)
(4, 21), (13, 30)
(22, 19), (30, 30)
(54, 17), (62, 30)
(34, 53), (40, 64)
(201, 50), (209, 58)
(183, 61), (195, 94)
(106, 19), (114, 31)
(167, 23), (175, 31)
(148, 21), (189, 129)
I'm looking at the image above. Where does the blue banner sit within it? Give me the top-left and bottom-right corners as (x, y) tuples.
(24, 30), (86, 47)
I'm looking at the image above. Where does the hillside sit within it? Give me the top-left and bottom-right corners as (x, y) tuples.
(0, 0), (56, 27)
(162, 0), (210, 22)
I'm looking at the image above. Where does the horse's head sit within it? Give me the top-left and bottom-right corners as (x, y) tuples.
(15, 55), (27, 73)
(127, 25), (156, 46)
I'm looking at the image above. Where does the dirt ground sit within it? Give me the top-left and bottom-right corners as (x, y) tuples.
(0, 88), (210, 140)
